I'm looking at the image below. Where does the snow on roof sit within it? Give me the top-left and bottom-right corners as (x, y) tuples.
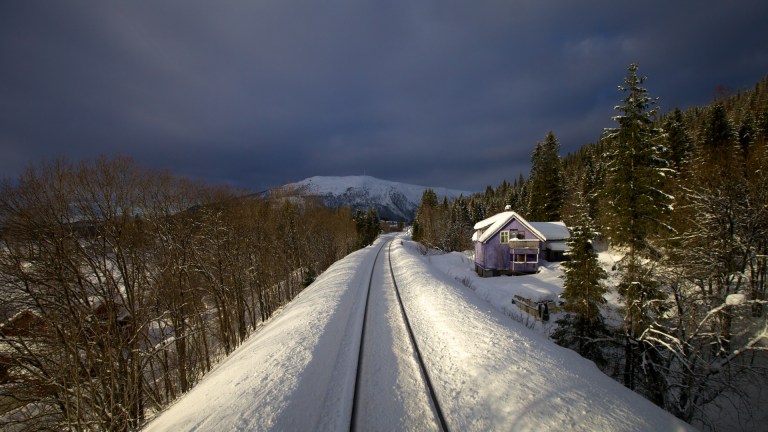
(472, 211), (570, 243)
(472, 211), (510, 231)
(545, 241), (570, 252)
(473, 211), (532, 243)
(0, 310), (40, 330)
(529, 221), (570, 241)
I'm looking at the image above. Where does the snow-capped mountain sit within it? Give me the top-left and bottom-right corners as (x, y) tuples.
(274, 176), (472, 221)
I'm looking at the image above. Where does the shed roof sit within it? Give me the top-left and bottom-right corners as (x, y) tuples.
(529, 221), (570, 241)
(545, 241), (571, 252)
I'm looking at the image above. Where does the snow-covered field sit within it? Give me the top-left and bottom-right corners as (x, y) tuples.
(143, 235), (694, 431)
(425, 247), (565, 333)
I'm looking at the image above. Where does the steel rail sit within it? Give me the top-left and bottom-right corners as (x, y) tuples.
(349, 238), (449, 432)
(349, 239), (387, 431)
(387, 241), (450, 432)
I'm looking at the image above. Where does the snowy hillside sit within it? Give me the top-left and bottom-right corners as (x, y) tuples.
(144, 235), (694, 431)
(277, 175), (471, 221)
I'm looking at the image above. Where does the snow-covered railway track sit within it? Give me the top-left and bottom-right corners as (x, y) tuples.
(385, 240), (450, 432)
(350, 239), (449, 432)
(142, 236), (696, 432)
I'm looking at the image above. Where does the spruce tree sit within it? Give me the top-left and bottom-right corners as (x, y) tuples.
(581, 148), (602, 225)
(412, 188), (438, 245)
(738, 113), (756, 159)
(603, 63), (670, 389)
(703, 104), (736, 150)
(515, 173), (529, 216)
(552, 197), (608, 366)
(663, 107), (693, 173)
(528, 131), (564, 221)
(448, 195), (473, 251)
(354, 208), (381, 247)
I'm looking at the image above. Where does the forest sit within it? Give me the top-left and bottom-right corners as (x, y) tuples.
(413, 65), (768, 428)
(0, 157), (380, 431)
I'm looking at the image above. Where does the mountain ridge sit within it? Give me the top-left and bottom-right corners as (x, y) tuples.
(272, 175), (472, 221)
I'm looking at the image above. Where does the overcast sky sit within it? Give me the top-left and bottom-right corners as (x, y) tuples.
(2, 1), (767, 192)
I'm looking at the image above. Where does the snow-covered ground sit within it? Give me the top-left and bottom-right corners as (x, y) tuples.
(425, 248), (565, 333)
(143, 235), (694, 431)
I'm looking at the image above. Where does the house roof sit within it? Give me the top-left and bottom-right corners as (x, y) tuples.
(472, 211), (570, 244)
(528, 221), (570, 241)
(0, 310), (46, 337)
(545, 241), (570, 252)
(472, 211), (520, 242)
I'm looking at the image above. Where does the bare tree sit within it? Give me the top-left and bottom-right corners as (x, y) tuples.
(0, 156), (360, 430)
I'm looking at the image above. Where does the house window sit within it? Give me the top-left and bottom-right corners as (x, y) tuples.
(517, 231), (526, 239)
(500, 231), (509, 243)
(514, 254), (538, 263)
(510, 229), (525, 240)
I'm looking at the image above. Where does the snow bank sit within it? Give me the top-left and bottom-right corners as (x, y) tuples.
(143, 244), (379, 431)
(726, 293), (747, 306)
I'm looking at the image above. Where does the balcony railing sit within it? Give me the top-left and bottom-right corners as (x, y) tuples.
(508, 239), (540, 250)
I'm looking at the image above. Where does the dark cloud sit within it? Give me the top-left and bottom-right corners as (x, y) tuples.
(1, 1), (767, 192)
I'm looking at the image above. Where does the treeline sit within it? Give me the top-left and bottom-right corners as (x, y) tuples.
(413, 66), (768, 428)
(411, 175), (537, 252)
(353, 208), (382, 249)
(411, 136), (561, 249)
(0, 157), (361, 431)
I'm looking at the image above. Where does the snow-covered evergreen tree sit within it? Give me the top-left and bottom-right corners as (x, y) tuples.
(663, 107), (693, 173)
(354, 208), (381, 248)
(552, 196), (608, 366)
(602, 63), (671, 390)
(528, 131), (564, 221)
(411, 188), (438, 244)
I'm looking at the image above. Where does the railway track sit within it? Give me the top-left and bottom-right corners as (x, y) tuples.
(349, 239), (449, 431)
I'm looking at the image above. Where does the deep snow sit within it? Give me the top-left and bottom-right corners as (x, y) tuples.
(143, 235), (695, 431)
